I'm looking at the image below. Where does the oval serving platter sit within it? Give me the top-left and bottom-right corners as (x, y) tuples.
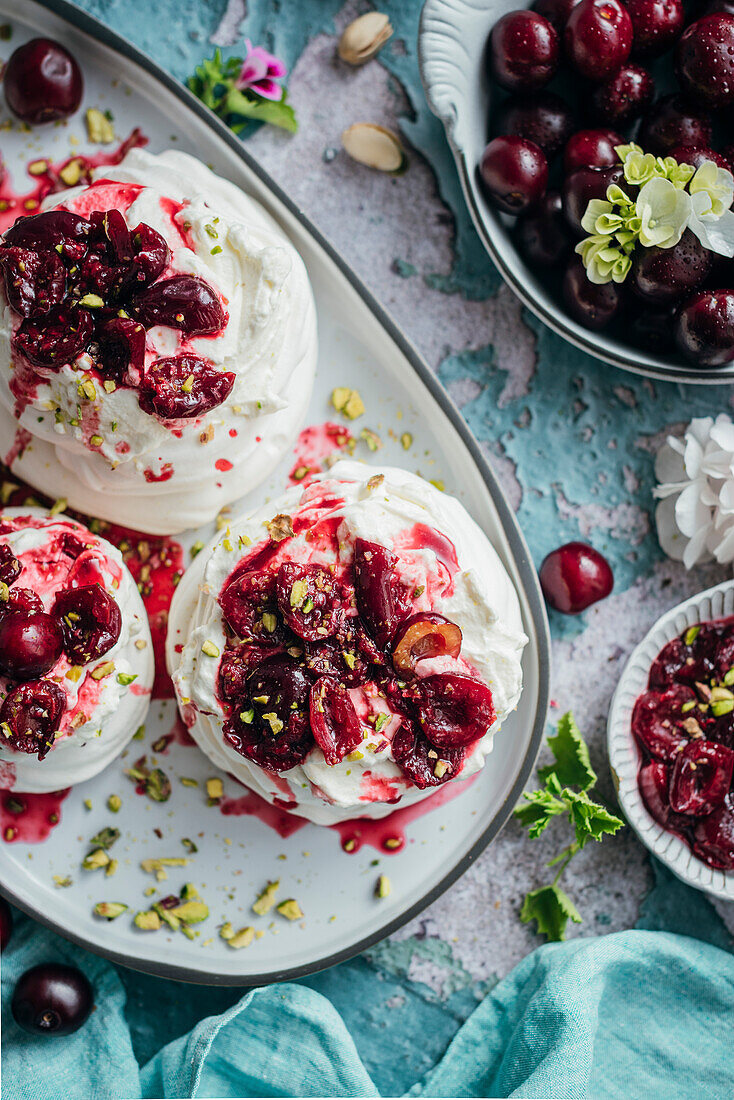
(0, 0), (550, 984)
(418, 0), (734, 386)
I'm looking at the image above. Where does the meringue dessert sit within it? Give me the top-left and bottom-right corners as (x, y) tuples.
(0, 509), (153, 792)
(0, 148), (317, 534)
(168, 462), (527, 825)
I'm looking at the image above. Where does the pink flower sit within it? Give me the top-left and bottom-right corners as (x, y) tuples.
(235, 40), (287, 101)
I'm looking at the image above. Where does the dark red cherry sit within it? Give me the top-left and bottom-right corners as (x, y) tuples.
(94, 317), (146, 382)
(132, 275), (226, 336)
(589, 63), (655, 125)
(138, 355), (235, 420)
(3, 210), (92, 253)
(693, 794), (734, 869)
(4, 38), (83, 124)
(276, 562), (349, 642)
(629, 306), (676, 354)
(516, 190), (572, 267)
(676, 14), (734, 107)
(478, 136), (548, 215)
(309, 676), (363, 765)
(391, 719), (466, 789)
(218, 645), (274, 702)
(539, 540), (613, 613)
(0, 679), (66, 759)
(11, 963), (92, 1036)
(391, 613), (462, 675)
(675, 290), (734, 367)
(353, 539), (412, 649)
(532, 0), (582, 31)
(638, 761), (677, 829)
(631, 685), (695, 760)
(302, 633), (370, 687)
(414, 673), (496, 748)
(563, 128), (623, 172)
(562, 258), (622, 330)
(630, 229), (712, 305)
(13, 306), (93, 371)
(565, 0), (633, 79)
(494, 92), (575, 158)
(1, 588), (43, 616)
(129, 223), (169, 289)
(0, 897), (12, 951)
(703, 0), (734, 15)
(668, 144), (732, 171)
(100, 210), (133, 265)
(638, 93), (712, 156)
(218, 570), (288, 645)
(489, 10), (559, 91)
(0, 612), (63, 680)
(561, 164), (624, 235)
(0, 247), (65, 319)
(54, 583), (122, 665)
(626, 0), (685, 56)
(669, 740), (734, 815)
(0, 544), (21, 586)
(223, 654), (313, 772)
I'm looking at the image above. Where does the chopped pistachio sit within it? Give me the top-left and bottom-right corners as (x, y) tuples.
(140, 857), (190, 881)
(53, 875), (72, 888)
(383, 837), (401, 850)
(190, 540), (205, 559)
(86, 106), (115, 143)
(83, 799), (93, 811)
(711, 686), (734, 702)
(28, 159), (49, 176)
(91, 660), (115, 680)
(105, 858), (118, 877)
(132, 725), (145, 741)
(89, 435), (104, 447)
(400, 432), (413, 450)
(343, 838), (357, 853)
(180, 777), (198, 788)
(331, 387), (365, 419)
(82, 848), (110, 871)
(117, 672), (138, 686)
(219, 921), (235, 941)
(59, 158), (85, 186)
(360, 428), (381, 452)
(48, 497), (67, 517)
(228, 925), (256, 949)
(712, 699), (734, 717)
(206, 777), (224, 805)
(684, 625), (701, 646)
(724, 668), (734, 687)
(276, 899), (303, 921)
(239, 708), (254, 725)
(153, 903), (181, 931)
(367, 474), (385, 490)
(680, 700), (697, 714)
(252, 880), (279, 916)
(375, 874), (391, 899)
(134, 910), (162, 931)
(201, 640), (220, 658)
(433, 759), (450, 778)
(181, 837), (198, 853)
(292, 465), (310, 481)
(266, 513), (294, 543)
(143, 886), (156, 897)
(429, 479), (445, 492)
(261, 611), (277, 633)
(290, 578), (309, 608)
(78, 293), (104, 309)
(94, 901), (128, 920)
(169, 899), (209, 924)
(181, 882), (199, 900)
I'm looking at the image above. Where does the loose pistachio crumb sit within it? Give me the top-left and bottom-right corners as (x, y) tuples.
(375, 874), (391, 899)
(219, 921), (235, 941)
(180, 777), (198, 788)
(331, 387), (365, 419)
(227, 925), (255, 949)
(134, 910), (162, 931)
(169, 899), (209, 924)
(82, 848), (110, 871)
(83, 799), (93, 811)
(384, 837), (401, 850)
(360, 428), (381, 452)
(400, 432), (413, 450)
(277, 899), (303, 921)
(86, 107), (115, 143)
(105, 858), (118, 878)
(53, 875), (72, 888)
(201, 640), (220, 658)
(206, 777), (224, 805)
(94, 901), (127, 920)
(190, 541), (204, 559)
(252, 880), (279, 916)
(132, 725), (145, 740)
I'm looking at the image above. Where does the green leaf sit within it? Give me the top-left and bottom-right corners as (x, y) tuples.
(514, 785), (566, 838)
(520, 883), (582, 942)
(538, 712), (597, 791)
(222, 87), (298, 133)
(562, 788), (624, 849)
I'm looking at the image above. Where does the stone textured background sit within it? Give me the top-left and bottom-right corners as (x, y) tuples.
(37, 0), (734, 1085)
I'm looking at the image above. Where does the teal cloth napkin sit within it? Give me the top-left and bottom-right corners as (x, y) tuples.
(2, 915), (734, 1099)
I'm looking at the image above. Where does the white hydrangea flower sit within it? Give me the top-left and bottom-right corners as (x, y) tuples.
(687, 164), (734, 257)
(654, 414), (734, 569)
(635, 177), (691, 248)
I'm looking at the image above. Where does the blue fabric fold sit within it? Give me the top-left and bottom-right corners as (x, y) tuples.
(4, 914), (734, 1099)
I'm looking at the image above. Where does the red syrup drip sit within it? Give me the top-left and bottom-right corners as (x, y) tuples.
(288, 422), (353, 485)
(0, 788), (70, 843)
(154, 714), (195, 751)
(0, 128), (148, 235)
(216, 773), (478, 850)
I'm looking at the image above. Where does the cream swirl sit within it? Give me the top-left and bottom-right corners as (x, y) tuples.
(0, 509), (153, 792)
(167, 462), (527, 825)
(0, 148), (317, 534)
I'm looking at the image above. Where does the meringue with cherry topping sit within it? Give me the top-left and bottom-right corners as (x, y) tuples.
(0, 148), (317, 534)
(167, 462), (527, 825)
(0, 508), (153, 792)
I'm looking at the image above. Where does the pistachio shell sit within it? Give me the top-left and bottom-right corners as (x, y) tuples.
(338, 12), (393, 65)
(341, 124), (406, 173)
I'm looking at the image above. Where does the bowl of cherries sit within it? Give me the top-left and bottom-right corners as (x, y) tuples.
(419, 0), (734, 383)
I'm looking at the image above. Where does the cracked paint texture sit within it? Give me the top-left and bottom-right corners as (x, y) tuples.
(46, 0), (734, 1090)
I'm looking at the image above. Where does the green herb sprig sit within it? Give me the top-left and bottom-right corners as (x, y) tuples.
(515, 712), (624, 942)
(188, 50), (297, 134)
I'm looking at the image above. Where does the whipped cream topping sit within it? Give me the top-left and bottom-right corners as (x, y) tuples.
(167, 462), (527, 825)
(0, 509), (153, 792)
(0, 148), (317, 534)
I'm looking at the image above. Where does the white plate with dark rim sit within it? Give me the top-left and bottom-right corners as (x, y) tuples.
(0, 0), (550, 985)
(418, 0), (734, 386)
(608, 580), (734, 901)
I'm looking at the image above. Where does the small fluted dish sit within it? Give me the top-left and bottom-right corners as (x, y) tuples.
(608, 580), (734, 900)
(418, 0), (734, 385)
